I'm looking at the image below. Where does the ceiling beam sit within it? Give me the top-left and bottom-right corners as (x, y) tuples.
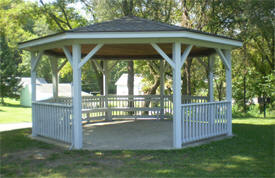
(151, 43), (175, 69)
(78, 44), (103, 68)
(215, 48), (230, 70)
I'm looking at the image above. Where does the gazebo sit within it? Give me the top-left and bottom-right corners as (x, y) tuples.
(19, 16), (242, 150)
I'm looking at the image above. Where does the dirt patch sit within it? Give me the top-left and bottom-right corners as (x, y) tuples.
(96, 158), (124, 168)
(2, 148), (62, 163)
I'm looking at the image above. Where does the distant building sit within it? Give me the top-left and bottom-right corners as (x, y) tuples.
(115, 74), (144, 95)
(19, 78), (91, 106)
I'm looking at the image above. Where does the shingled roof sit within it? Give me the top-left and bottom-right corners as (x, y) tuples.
(68, 16), (184, 32)
(19, 15), (242, 59)
(19, 15), (241, 46)
(66, 16), (237, 41)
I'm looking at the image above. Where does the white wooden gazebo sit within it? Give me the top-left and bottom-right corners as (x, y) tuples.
(19, 16), (242, 149)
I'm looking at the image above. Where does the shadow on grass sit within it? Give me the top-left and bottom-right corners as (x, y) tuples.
(233, 111), (275, 119)
(0, 103), (30, 108)
(232, 112), (257, 118)
(0, 123), (274, 177)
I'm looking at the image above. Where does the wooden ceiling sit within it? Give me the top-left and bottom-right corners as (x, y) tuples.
(45, 43), (215, 60)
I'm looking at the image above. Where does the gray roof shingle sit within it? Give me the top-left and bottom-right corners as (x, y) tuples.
(19, 16), (241, 45)
(68, 16), (184, 32)
(66, 16), (239, 41)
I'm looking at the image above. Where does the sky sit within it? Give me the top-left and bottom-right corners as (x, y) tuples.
(25, 0), (91, 20)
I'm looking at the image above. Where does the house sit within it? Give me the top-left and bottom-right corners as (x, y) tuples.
(19, 78), (91, 106)
(20, 77), (47, 106)
(115, 73), (144, 95)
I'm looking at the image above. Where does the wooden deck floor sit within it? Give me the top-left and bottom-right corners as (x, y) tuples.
(83, 119), (173, 150)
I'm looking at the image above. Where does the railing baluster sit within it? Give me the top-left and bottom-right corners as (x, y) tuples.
(181, 100), (230, 145)
(32, 101), (73, 144)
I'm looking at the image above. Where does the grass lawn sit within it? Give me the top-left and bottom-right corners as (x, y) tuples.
(0, 98), (31, 123)
(0, 117), (274, 177)
(0, 98), (274, 177)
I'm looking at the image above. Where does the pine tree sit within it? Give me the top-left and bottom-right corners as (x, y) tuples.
(0, 32), (22, 104)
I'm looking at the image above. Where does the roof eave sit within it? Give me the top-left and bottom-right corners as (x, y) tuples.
(18, 31), (242, 50)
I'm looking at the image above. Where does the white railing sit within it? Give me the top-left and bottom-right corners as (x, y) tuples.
(46, 95), (207, 108)
(181, 101), (230, 144)
(44, 95), (207, 121)
(32, 101), (73, 143)
(182, 95), (209, 104)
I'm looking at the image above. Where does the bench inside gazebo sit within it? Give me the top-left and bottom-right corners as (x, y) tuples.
(19, 16), (242, 150)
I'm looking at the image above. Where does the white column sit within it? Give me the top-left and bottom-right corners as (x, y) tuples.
(160, 59), (165, 119)
(172, 42), (182, 148)
(72, 44), (83, 149)
(31, 52), (37, 137)
(208, 55), (215, 130)
(103, 60), (109, 97)
(208, 55), (215, 102)
(50, 57), (58, 98)
(224, 50), (232, 136)
(103, 60), (111, 120)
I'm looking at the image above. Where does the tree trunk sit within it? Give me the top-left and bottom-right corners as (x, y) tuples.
(143, 77), (160, 114)
(128, 61), (134, 115)
(186, 58), (193, 96)
(218, 82), (223, 101)
(90, 60), (103, 95)
(1, 96), (4, 104)
(181, 71), (187, 95)
(243, 75), (247, 113)
(182, 58), (192, 100)
(122, 0), (133, 16)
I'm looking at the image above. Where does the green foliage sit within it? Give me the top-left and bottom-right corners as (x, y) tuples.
(178, 0), (274, 112)
(38, 0), (88, 32)
(0, 33), (22, 103)
(91, 0), (179, 23)
(0, 0), (273, 115)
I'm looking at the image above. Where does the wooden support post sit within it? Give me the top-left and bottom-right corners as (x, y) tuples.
(103, 61), (109, 97)
(152, 42), (192, 148)
(208, 55), (215, 102)
(172, 42), (182, 148)
(160, 59), (165, 120)
(31, 52), (37, 137)
(208, 55), (215, 130)
(31, 52), (37, 103)
(30, 51), (43, 137)
(72, 44), (83, 149)
(50, 57), (58, 98)
(224, 49), (232, 136)
(103, 61), (111, 120)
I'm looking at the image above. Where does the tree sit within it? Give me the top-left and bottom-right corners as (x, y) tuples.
(84, 0), (178, 97)
(0, 32), (21, 104)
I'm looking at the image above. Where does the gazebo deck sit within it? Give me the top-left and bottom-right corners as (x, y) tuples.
(32, 95), (230, 149)
(32, 119), (229, 150)
(83, 120), (173, 150)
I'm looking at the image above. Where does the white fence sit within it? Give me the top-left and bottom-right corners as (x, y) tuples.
(32, 101), (73, 143)
(45, 95), (207, 121)
(33, 95), (229, 145)
(181, 101), (230, 144)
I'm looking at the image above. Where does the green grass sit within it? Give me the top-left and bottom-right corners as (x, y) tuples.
(0, 98), (31, 123)
(0, 98), (274, 176)
(0, 117), (274, 177)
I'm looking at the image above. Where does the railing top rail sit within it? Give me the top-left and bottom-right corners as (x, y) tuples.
(32, 101), (72, 108)
(58, 95), (206, 99)
(181, 100), (231, 107)
(82, 95), (164, 98)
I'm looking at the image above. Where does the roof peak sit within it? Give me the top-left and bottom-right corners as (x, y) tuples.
(67, 15), (184, 33)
